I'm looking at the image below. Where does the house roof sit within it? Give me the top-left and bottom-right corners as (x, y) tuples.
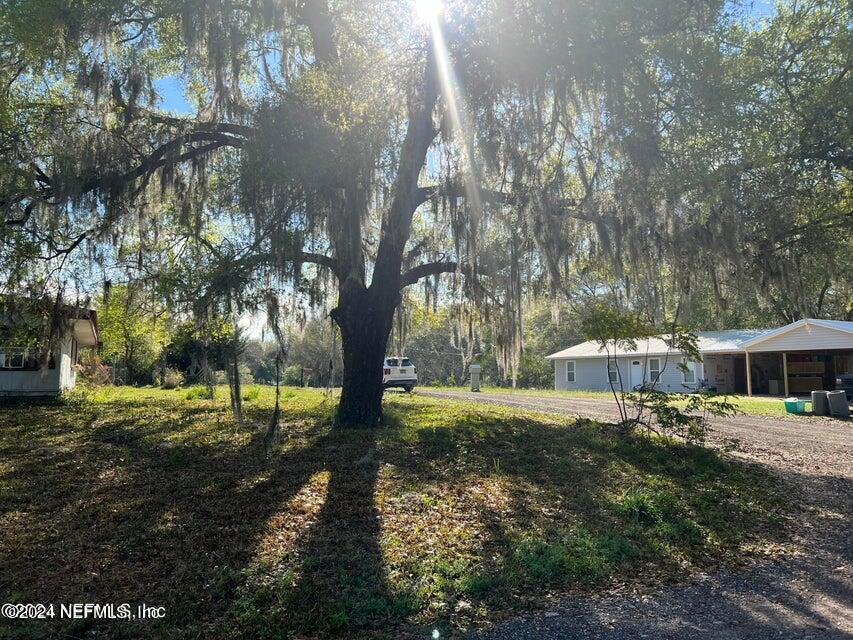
(545, 329), (771, 360)
(545, 319), (853, 360)
(72, 312), (99, 347)
(740, 318), (853, 348)
(1, 298), (100, 347)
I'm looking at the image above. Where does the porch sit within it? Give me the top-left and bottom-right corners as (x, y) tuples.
(703, 350), (853, 397)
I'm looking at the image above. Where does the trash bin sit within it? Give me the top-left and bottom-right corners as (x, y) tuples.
(827, 390), (851, 419)
(469, 364), (482, 392)
(836, 373), (853, 401)
(784, 397), (807, 414)
(811, 390), (830, 416)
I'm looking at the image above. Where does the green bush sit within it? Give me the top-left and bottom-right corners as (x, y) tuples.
(618, 488), (662, 526)
(184, 386), (210, 400)
(162, 367), (185, 389)
(241, 386), (261, 402)
(283, 365), (302, 386)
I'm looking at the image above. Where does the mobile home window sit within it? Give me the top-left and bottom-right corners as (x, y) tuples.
(565, 361), (575, 383)
(608, 361), (619, 384)
(2, 347), (25, 369)
(682, 360), (696, 384)
(649, 358), (661, 382)
(0, 347), (55, 370)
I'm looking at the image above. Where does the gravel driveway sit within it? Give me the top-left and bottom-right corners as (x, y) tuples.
(419, 390), (853, 640)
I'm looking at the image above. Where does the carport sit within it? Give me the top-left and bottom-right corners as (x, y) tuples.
(740, 319), (853, 397)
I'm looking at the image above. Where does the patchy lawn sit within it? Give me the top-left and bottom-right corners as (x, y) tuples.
(429, 385), (792, 417)
(0, 386), (792, 639)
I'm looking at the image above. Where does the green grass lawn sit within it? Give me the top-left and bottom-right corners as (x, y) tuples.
(428, 385), (793, 417)
(0, 386), (792, 639)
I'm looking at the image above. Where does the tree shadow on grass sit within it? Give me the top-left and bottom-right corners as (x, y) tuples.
(467, 466), (853, 640)
(0, 393), (800, 640)
(0, 397), (404, 639)
(380, 401), (794, 612)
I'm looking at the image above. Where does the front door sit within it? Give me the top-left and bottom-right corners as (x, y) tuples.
(630, 360), (644, 389)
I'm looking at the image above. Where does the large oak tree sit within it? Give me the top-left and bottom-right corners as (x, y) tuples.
(3, 0), (815, 424)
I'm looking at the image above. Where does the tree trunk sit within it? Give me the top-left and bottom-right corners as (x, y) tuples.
(332, 282), (397, 428)
(227, 324), (244, 425)
(327, 37), (437, 427)
(228, 346), (243, 425)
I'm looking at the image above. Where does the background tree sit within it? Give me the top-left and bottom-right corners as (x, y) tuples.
(98, 283), (169, 384)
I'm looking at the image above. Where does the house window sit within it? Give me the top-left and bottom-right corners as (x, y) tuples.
(0, 347), (55, 370)
(1, 347), (25, 369)
(566, 361), (575, 383)
(649, 358), (661, 382)
(608, 361), (620, 384)
(682, 360), (697, 384)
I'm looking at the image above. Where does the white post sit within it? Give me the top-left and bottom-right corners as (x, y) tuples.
(470, 364), (481, 392)
(782, 352), (789, 397)
(746, 351), (753, 397)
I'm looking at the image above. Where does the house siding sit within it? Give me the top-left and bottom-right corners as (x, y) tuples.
(58, 336), (77, 391)
(0, 368), (61, 396)
(0, 334), (76, 397)
(746, 323), (853, 352)
(554, 355), (703, 393)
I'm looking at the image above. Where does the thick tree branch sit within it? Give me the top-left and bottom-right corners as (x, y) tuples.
(136, 109), (256, 138)
(85, 132), (244, 195)
(294, 0), (339, 65)
(400, 260), (459, 288)
(371, 39), (439, 292)
(299, 251), (341, 277)
(400, 259), (500, 308)
(2, 128), (243, 223)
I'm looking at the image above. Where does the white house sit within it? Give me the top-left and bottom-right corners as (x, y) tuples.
(0, 306), (99, 397)
(546, 319), (853, 396)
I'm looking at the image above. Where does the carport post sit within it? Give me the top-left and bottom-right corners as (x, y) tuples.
(745, 350), (753, 396)
(782, 352), (789, 397)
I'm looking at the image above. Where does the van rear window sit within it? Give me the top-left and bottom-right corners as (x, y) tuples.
(401, 358), (413, 367)
(385, 358), (399, 367)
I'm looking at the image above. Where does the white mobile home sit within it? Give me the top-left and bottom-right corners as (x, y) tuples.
(546, 319), (853, 396)
(0, 307), (99, 397)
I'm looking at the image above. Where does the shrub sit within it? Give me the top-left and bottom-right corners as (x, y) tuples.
(241, 386), (261, 402)
(77, 356), (112, 386)
(618, 488), (662, 526)
(632, 389), (738, 444)
(185, 386), (210, 400)
(162, 367), (185, 389)
(581, 304), (738, 443)
(282, 365), (302, 386)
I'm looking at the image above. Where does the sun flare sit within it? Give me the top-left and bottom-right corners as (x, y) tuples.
(414, 0), (443, 23)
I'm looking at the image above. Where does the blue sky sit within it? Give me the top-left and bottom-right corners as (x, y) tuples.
(749, 0), (777, 18)
(153, 76), (194, 114)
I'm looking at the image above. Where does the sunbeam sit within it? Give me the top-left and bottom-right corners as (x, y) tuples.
(420, 1), (485, 223)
